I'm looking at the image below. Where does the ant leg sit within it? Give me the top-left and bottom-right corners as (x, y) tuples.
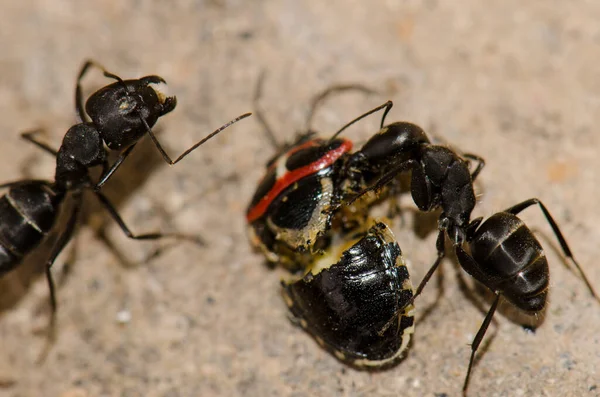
(504, 198), (599, 302)
(305, 83), (379, 132)
(253, 71), (280, 149)
(463, 293), (501, 396)
(347, 159), (414, 205)
(0, 180), (49, 189)
(94, 144), (136, 190)
(37, 196), (83, 362)
(76, 60), (124, 123)
(20, 130), (58, 156)
(329, 101), (393, 141)
(407, 230), (446, 306)
(140, 112), (252, 166)
(93, 190), (203, 246)
(463, 153), (485, 181)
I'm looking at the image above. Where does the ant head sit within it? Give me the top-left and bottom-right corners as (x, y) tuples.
(85, 75), (177, 151)
(359, 122), (430, 166)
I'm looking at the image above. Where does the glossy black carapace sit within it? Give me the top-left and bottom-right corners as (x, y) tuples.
(283, 222), (415, 366)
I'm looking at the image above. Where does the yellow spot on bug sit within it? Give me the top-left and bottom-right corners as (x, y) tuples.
(282, 291), (294, 307)
(334, 350), (346, 361)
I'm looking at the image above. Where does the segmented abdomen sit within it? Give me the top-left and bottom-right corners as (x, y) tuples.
(0, 182), (61, 275)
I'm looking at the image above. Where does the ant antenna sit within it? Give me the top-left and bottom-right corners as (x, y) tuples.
(138, 112), (252, 166)
(75, 60), (126, 123)
(305, 84), (378, 133)
(329, 100), (393, 142)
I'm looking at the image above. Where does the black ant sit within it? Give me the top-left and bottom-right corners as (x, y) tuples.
(0, 60), (250, 347)
(74, 60), (251, 189)
(345, 103), (599, 394)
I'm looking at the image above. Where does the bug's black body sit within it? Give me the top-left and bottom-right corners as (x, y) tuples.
(247, 136), (356, 270)
(247, 100), (483, 273)
(0, 60), (250, 344)
(247, 86), (419, 366)
(283, 222), (415, 366)
(248, 93), (598, 394)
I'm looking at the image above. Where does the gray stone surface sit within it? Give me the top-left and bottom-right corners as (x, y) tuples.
(0, 1), (599, 396)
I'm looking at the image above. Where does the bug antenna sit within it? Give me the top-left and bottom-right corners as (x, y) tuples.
(305, 84), (379, 133)
(253, 70), (280, 149)
(328, 100), (393, 142)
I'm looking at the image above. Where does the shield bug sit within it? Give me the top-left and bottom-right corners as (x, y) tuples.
(282, 221), (415, 366)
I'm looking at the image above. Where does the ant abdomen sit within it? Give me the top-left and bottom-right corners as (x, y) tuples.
(466, 212), (549, 312)
(0, 182), (62, 275)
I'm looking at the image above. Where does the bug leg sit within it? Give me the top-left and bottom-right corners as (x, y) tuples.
(463, 293), (501, 396)
(462, 153), (485, 181)
(252, 71), (281, 149)
(408, 230), (446, 306)
(93, 190), (203, 247)
(20, 129), (59, 156)
(504, 198), (599, 303)
(36, 195), (83, 363)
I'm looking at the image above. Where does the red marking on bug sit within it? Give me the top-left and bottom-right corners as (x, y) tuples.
(246, 139), (353, 222)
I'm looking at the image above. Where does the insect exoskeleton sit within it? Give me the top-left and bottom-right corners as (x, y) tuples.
(282, 221), (415, 366)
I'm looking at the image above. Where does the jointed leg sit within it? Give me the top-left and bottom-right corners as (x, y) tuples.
(252, 70), (280, 149)
(407, 230), (447, 306)
(347, 159), (414, 205)
(463, 153), (485, 181)
(94, 190), (203, 246)
(94, 144), (136, 190)
(37, 196), (83, 362)
(21, 129), (58, 156)
(463, 294), (501, 395)
(0, 180), (50, 190)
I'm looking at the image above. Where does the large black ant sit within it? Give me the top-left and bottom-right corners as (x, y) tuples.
(0, 60), (250, 345)
(344, 103), (599, 394)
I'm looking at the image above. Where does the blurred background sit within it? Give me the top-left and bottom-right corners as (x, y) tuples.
(0, 1), (598, 396)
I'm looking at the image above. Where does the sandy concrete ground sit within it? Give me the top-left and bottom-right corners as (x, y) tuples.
(0, 1), (599, 396)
